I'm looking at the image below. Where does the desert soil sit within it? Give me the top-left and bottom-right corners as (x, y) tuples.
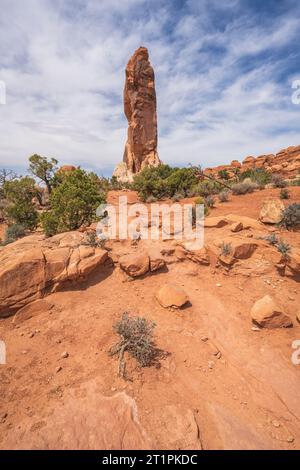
(0, 188), (299, 450)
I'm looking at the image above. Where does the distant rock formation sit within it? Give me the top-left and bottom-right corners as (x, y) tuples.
(113, 47), (160, 182)
(204, 145), (300, 180)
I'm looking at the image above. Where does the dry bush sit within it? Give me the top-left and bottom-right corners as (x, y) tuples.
(109, 312), (165, 379)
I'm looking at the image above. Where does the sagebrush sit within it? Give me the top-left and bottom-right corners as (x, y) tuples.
(109, 312), (162, 379)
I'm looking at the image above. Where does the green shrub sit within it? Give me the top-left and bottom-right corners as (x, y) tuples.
(2, 224), (25, 245)
(29, 154), (58, 195)
(289, 178), (300, 186)
(218, 169), (230, 180)
(109, 312), (160, 378)
(218, 190), (230, 202)
(166, 168), (199, 197)
(3, 177), (38, 229)
(40, 168), (105, 235)
(280, 188), (290, 200)
(133, 165), (198, 201)
(280, 203), (300, 230)
(172, 192), (185, 202)
(239, 168), (272, 186)
(194, 196), (209, 216)
(133, 165), (174, 201)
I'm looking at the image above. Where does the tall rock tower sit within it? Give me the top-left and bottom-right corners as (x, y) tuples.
(113, 46), (160, 182)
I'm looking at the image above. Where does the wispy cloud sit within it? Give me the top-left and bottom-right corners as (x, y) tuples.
(0, 0), (299, 175)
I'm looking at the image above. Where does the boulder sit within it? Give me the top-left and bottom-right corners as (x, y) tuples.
(148, 249), (166, 272)
(232, 240), (258, 259)
(186, 247), (210, 265)
(119, 252), (149, 277)
(250, 295), (293, 328)
(156, 283), (189, 308)
(231, 222), (243, 233)
(259, 198), (285, 224)
(0, 232), (108, 317)
(204, 217), (228, 228)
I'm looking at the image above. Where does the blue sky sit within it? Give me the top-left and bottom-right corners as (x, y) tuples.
(0, 0), (300, 176)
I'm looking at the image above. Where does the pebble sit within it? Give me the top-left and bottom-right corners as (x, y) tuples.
(0, 413), (8, 423)
(216, 283), (222, 287)
(272, 420), (280, 428)
(201, 336), (208, 342)
(251, 326), (260, 332)
(56, 366), (62, 373)
(287, 436), (294, 443)
(29, 332), (35, 338)
(216, 351), (222, 359)
(61, 351), (69, 359)
(208, 361), (214, 369)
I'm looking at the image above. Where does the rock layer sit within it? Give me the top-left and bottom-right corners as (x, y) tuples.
(0, 232), (108, 317)
(204, 145), (300, 180)
(114, 47), (160, 182)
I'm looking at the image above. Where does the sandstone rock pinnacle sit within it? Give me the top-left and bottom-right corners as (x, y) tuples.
(113, 46), (160, 182)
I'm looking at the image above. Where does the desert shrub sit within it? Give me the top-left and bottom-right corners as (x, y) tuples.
(172, 191), (185, 202)
(277, 239), (291, 260)
(280, 203), (300, 230)
(109, 312), (161, 378)
(133, 165), (198, 201)
(166, 168), (199, 197)
(133, 165), (174, 201)
(220, 242), (232, 256)
(188, 179), (223, 197)
(280, 188), (290, 200)
(239, 168), (272, 186)
(145, 195), (158, 203)
(231, 180), (258, 195)
(272, 173), (287, 188)
(3, 177), (38, 229)
(264, 233), (279, 246)
(204, 195), (215, 208)
(289, 178), (300, 186)
(83, 231), (105, 248)
(2, 224), (25, 245)
(194, 196), (209, 216)
(218, 190), (230, 202)
(218, 169), (230, 180)
(40, 168), (105, 236)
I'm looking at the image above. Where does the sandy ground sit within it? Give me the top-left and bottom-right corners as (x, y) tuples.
(0, 187), (299, 449)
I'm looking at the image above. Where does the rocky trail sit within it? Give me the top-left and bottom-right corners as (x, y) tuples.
(0, 188), (299, 450)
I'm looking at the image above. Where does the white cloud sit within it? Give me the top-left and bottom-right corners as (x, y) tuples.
(0, 0), (299, 174)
